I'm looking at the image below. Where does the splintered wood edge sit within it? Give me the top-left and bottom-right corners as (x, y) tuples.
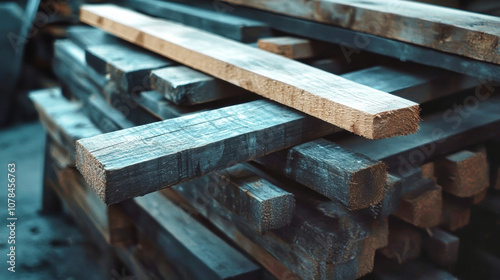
(80, 5), (421, 139)
(349, 161), (387, 210)
(76, 140), (108, 204)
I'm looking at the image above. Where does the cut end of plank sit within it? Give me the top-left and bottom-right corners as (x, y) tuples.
(371, 104), (420, 139)
(75, 140), (108, 203)
(349, 161), (387, 210)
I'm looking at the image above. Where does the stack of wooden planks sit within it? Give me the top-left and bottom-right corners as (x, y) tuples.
(32, 1), (500, 279)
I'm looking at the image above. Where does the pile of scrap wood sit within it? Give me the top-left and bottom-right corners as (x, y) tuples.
(32, 0), (500, 279)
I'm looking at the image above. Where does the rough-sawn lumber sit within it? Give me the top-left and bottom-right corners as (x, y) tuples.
(80, 4), (419, 139)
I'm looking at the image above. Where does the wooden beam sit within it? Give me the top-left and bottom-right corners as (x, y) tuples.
(76, 100), (337, 205)
(393, 179), (442, 228)
(223, 0), (500, 65)
(440, 194), (472, 231)
(255, 138), (387, 210)
(175, 165), (295, 232)
(336, 94), (500, 174)
(66, 26), (120, 49)
(423, 228), (459, 266)
(120, 192), (262, 280)
(257, 36), (326, 59)
(379, 220), (423, 264)
(435, 149), (489, 197)
(85, 43), (175, 92)
(150, 66), (247, 105)
(126, 0), (273, 43)
(80, 4), (419, 139)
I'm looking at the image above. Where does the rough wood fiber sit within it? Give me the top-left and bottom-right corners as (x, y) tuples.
(174, 164), (295, 232)
(393, 179), (443, 228)
(256, 138), (386, 210)
(80, 4), (419, 139)
(223, 0), (500, 64)
(379, 220), (423, 264)
(76, 100), (337, 205)
(435, 150), (489, 197)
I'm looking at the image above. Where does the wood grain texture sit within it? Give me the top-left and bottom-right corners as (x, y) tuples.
(174, 164), (295, 232)
(337, 94), (500, 174)
(85, 42), (175, 92)
(120, 191), (261, 280)
(393, 179), (443, 228)
(126, 0), (273, 43)
(440, 194), (471, 231)
(80, 4), (419, 139)
(256, 138), (386, 210)
(76, 99), (337, 205)
(435, 149), (489, 197)
(257, 36), (325, 59)
(150, 65), (247, 105)
(223, 0), (500, 64)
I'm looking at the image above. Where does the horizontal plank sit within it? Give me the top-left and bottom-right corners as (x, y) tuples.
(80, 4), (419, 139)
(150, 65), (247, 105)
(126, 0), (273, 43)
(423, 228), (459, 266)
(76, 100), (337, 204)
(224, 0), (500, 64)
(215, 1), (500, 82)
(255, 138), (386, 210)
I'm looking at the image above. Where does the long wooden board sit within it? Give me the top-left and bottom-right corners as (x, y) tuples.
(80, 4), (419, 139)
(223, 0), (500, 65)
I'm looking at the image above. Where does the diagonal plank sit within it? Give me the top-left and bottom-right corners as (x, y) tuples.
(80, 4), (419, 139)
(223, 0), (500, 65)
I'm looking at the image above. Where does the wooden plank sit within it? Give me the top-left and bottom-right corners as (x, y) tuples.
(435, 149), (489, 197)
(76, 99), (337, 205)
(175, 164), (295, 232)
(336, 93), (500, 175)
(423, 228), (459, 266)
(66, 25), (121, 49)
(379, 220), (423, 264)
(126, 0), (273, 43)
(255, 138), (387, 210)
(29, 88), (101, 160)
(257, 36), (327, 59)
(393, 179), (443, 228)
(150, 65), (247, 105)
(216, 1), (500, 82)
(121, 192), (261, 280)
(223, 0), (500, 65)
(85, 43), (175, 92)
(80, 4), (420, 139)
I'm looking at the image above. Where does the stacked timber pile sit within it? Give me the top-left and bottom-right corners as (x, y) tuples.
(32, 0), (500, 279)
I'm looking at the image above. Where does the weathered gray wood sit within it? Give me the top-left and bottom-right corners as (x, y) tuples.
(120, 191), (261, 280)
(150, 65), (247, 105)
(423, 228), (459, 266)
(85, 43), (175, 92)
(76, 99), (338, 205)
(256, 138), (386, 210)
(336, 93), (500, 175)
(29, 88), (101, 161)
(80, 4), (420, 139)
(66, 25), (121, 50)
(174, 164), (295, 232)
(126, 0), (273, 43)
(223, 0), (500, 64)
(341, 65), (479, 104)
